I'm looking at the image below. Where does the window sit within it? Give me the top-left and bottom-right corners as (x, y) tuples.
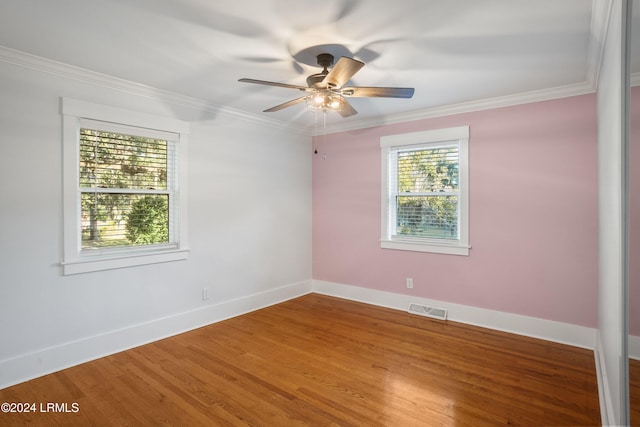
(380, 126), (469, 255)
(62, 98), (189, 274)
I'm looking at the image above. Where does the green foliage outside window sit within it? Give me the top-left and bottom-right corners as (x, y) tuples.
(125, 196), (169, 244)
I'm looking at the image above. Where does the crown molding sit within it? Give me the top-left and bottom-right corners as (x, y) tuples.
(314, 81), (596, 135)
(0, 42), (607, 138)
(0, 45), (308, 135)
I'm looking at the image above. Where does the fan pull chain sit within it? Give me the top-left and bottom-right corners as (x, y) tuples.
(322, 111), (327, 160)
(312, 109), (327, 160)
(314, 109), (318, 154)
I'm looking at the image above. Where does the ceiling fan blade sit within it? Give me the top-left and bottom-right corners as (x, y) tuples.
(341, 86), (415, 98)
(263, 96), (308, 112)
(334, 0), (362, 20)
(338, 99), (358, 117)
(322, 57), (364, 88)
(238, 78), (310, 91)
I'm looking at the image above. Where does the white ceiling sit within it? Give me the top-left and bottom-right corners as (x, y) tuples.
(0, 0), (635, 132)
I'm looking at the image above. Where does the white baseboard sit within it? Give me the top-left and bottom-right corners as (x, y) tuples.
(0, 280), (312, 390)
(630, 334), (640, 361)
(312, 280), (597, 350)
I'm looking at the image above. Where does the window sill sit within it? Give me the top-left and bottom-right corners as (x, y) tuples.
(62, 248), (190, 275)
(380, 239), (469, 256)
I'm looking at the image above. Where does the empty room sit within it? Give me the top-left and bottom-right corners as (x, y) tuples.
(0, 0), (637, 425)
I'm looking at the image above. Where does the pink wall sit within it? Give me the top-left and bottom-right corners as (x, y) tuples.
(313, 94), (599, 327)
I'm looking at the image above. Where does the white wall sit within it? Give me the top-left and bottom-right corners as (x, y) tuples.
(0, 55), (312, 388)
(596, 0), (628, 425)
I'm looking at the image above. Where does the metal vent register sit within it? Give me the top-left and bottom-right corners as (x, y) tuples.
(408, 303), (448, 321)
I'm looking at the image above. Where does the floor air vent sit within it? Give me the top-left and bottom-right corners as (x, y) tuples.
(408, 303), (448, 321)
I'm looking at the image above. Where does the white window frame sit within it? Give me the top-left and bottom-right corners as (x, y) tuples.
(380, 126), (469, 256)
(61, 98), (189, 275)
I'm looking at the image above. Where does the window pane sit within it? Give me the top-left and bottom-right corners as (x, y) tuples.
(397, 147), (458, 193)
(80, 129), (168, 190)
(396, 195), (458, 239)
(81, 193), (169, 249)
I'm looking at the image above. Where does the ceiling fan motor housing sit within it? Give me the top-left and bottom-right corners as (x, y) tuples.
(316, 53), (334, 69)
(306, 53), (334, 88)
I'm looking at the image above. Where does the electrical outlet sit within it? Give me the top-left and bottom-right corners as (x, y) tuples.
(406, 278), (413, 289)
(202, 287), (210, 300)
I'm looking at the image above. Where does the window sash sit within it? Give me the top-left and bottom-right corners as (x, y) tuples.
(394, 194), (459, 240)
(388, 142), (461, 242)
(78, 123), (177, 253)
(80, 192), (173, 251)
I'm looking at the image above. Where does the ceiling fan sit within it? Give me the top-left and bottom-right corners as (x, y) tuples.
(238, 53), (414, 118)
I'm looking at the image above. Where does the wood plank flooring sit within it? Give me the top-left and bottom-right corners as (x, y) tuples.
(0, 294), (601, 426)
(632, 358), (640, 426)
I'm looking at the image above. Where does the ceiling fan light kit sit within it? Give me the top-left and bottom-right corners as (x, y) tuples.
(239, 53), (415, 118)
(306, 89), (344, 112)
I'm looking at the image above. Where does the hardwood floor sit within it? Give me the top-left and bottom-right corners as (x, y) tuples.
(0, 294), (600, 426)
(632, 358), (640, 426)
